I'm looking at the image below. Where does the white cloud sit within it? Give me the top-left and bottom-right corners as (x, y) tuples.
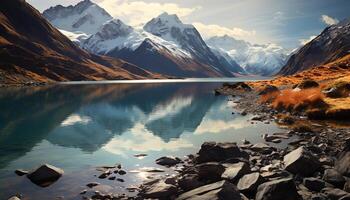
(299, 35), (317, 45)
(321, 15), (339, 26)
(98, 0), (200, 26)
(61, 114), (91, 126)
(192, 22), (256, 40)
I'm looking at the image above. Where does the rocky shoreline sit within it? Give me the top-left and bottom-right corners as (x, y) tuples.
(8, 82), (350, 200)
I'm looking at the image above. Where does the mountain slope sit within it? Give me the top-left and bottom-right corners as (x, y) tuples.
(279, 19), (350, 75)
(206, 35), (288, 76)
(0, 0), (160, 84)
(44, 3), (244, 78)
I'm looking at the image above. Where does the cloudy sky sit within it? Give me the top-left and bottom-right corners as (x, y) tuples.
(27, 0), (350, 49)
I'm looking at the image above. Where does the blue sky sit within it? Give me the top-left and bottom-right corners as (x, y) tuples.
(28, 0), (350, 49)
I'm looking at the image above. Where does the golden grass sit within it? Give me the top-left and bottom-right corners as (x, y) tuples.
(261, 88), (326, 111)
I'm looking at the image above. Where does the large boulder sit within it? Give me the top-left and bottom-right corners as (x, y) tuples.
(324, 81), (350, 98)
(335, 150), (350, 177)
(140, 179), (178, 199)
(283, 147), (321, 176)
(221, 162), (250, 182)
(294, 79), (319, 89)
(258, 85), (279, 95)
(176, 180), (242, 200)
(255, 178), (302, 200)
(196, 142), (249, 163)
(195, 162), (225, 181)
(323, 168), (346, 188)
(237, 172), (265, 195)
(156, 156), (181, 167)
(27, 164), (64, 187)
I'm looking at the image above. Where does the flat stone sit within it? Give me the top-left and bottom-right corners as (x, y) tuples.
(196, 142), (249, 163)
(27, 164), (64, 187)
(140, 179), (177, 199)
(237, 172), (265, 194)
(283, 147), (321, 176)
(255, 178), (301, 200)
(221, 162), (250, 182)
(323, 168), (346, 188)
(178, 174), (205, 192)
(156, 156), (181, 166)
(176, 180), (241, 200)
(251, 143), (275, 154)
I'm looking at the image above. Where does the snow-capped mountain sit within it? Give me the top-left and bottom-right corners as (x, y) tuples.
(279, 18), (350, 75)
(144, 13), (244, 75)
(207, 35), (288, 76)
(81, 12), (243, 77)
(43, 2), (244, 77)
(43, 0), (112, 35)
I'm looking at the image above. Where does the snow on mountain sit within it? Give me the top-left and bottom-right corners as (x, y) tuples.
(82, 19), (191, 58)
(207, 35), (288, 76)
(43, 0), (112, 35)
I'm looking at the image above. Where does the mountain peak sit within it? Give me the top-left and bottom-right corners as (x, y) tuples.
(144, 12), (192, 33)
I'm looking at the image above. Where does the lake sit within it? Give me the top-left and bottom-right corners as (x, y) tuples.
(0, 80), (287, 199)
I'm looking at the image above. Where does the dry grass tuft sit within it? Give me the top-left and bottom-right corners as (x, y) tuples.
(261, 88), (328, 111)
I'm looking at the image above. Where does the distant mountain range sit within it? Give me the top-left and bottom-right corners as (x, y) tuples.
(279, 18), (350, 75)
(0, 0), (161, 84)
(43, 0), (288, 77)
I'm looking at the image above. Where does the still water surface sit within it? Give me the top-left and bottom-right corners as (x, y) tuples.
(0, 80), (286, 199)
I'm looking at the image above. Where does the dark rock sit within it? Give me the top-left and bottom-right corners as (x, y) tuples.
(15, 169), (28, 176)
(86, 182), (100, 188)
(324, 82), (350, 98)
(156, 156), (181, 166)
(258, 85), (279, 95)
(140, 179), (177, 199)
(310, 194), (327, 200)
(196, 142), (248, 163)
(221, 162), (250, 182)
(340, 195), (350, 200)
(80, 189), (87, 195)
(323, 168), (346, 188)
(251, 143), (275, 154)
(237, 172), (265, 194)
(255, 178), (301, 200)
(98, 170), (112, 179)
(283, 146), (321, 176)
(322, 187), (349, 200)
(196, 162), (225, 181)
(27, 164), (64, 187)
(116, 178), (124, 182)
(303, 177), (327, 192)
(118, 170), (127, 175)
(176, 180), (242, 200)
(261, 170), (291, 180)
(344, 180), (350, 192)
(294, 79), (319, 89)
(178, 174), (205, 191)
(335, 150), (350, 177)
(108, 176), (116, 180)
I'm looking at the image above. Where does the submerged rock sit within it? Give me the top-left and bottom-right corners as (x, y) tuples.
(255, 178), (301, 200)
(176, 180), (241, 200)
(196, 142), (248, 163)
(27, 164), (64, 187)
(283, 146), (320, 176)
(156, 156), (181, 166)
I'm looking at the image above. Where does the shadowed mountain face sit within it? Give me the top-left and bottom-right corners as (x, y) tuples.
(279, 18), (350, 75)
(0, 83), (220, 168)
(0, 0), (160, 84)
